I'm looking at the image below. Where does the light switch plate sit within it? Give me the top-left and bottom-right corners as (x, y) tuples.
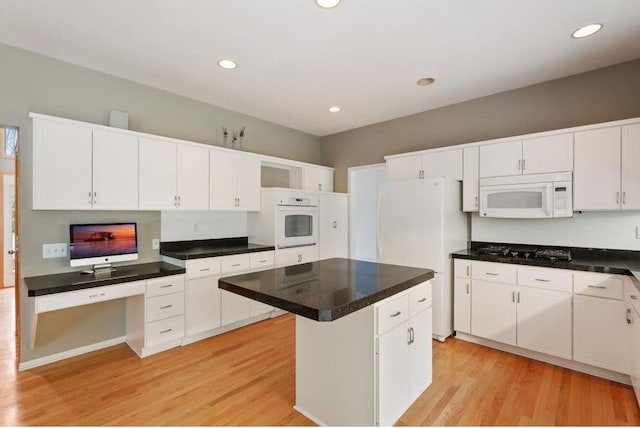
(152, 238), (160, 250)
(43, 243), (67, 259)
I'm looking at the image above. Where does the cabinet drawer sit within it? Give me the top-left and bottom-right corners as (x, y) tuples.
(472, 261), (517, 284)
(146, 275), (185, 298)
(409, 281), (432, 316)
(146, 292), (185, 323)
(221, 254), (250, 274)
(454, 259), (471, 278)
(35, 280), (145, 313)
(250, 251), (275, 270)
(185, 258), (221, 279)
(574, 273), (623, 300)
(145, 315), (185, 348)
(377, 295), (409, 335)
(517, 266), (572, 292)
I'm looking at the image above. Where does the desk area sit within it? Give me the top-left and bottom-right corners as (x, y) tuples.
(25, 262), (185, 355)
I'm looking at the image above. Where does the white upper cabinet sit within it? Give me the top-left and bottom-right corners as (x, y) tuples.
(387, 149), (462, 181)
(176, 144), (209, 210)
(210, 149), (260, 211)
(574, 127), (622, 211)
(522, 134), (573, 175)
(479, 134), (573, 178)
(621, 124), (640, 210)
(462, 147), (479, 212)
(479, 140), (522, 178)
(139, 138), (209, 210)
(32, 118), (138, 210)
(304, 165), (334, 192)
(92, 130), (139, 210)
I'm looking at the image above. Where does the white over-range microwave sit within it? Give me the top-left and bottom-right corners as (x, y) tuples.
(479, 172), (573, 219)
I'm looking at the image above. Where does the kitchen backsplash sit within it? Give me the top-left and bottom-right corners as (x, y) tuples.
(472, 211), (640, 251)
(161, 211), (248, 242)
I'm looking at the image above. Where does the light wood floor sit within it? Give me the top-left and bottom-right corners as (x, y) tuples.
(2, 287), (639, 426)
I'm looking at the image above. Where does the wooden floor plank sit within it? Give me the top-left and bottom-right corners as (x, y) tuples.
(1, 288), (639, 426)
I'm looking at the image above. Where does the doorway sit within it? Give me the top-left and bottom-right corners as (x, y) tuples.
(0, 124), (19, 363)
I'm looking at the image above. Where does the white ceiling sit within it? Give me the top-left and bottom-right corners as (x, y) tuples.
(1, 0), (640, 137)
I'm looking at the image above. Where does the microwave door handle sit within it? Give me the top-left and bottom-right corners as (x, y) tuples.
(546, 183), (553, 217)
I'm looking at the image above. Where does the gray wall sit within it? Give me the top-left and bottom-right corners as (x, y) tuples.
(0, 42), (322, 363)
(321, 58), (640, 192)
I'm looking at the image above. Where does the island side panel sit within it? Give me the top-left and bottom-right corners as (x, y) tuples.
(295, 307), (375, 426)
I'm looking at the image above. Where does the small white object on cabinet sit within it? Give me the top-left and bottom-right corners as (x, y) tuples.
(318, 193), (349, 260)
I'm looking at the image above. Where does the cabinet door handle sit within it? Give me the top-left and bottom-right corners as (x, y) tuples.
(237, 197), (240, 207)
(486, 272), (498, 276)
(174, 195), (178, 207)
(318, 184), (322, 191)
(332, 221), (337, 229)
(627, 308), (633, 324)
(517, 292), (520, 303)
(407, 328), (412, 345)
(160, 304), (173, 310)
(199, 268), (211, 272)
(93, 192), (97, 204)
(88, 191), (92, 205)
(466, 282), (470, 294)
(631, 295), (638, 300)
(535, 278), (551, 282)
(258, 260), (267, 263)
(160, 284), (173, 288)
(616, 192), (620, 205)
(475, 196), (478, 207)
(231, 263), (241, 267)
(512, 291), (515, 303)
(390, 311), (401, 318)
(160, 328), (173, 334)
(89, 293), (106, 298)
(177, 195), (181, 206)
(587, 285), (607, 289)
(522, 159), (526, 171)
(623, 191), (626, 205)
(466, 265), (470, 276)
(418, 297), (427, 303)
(518, 159), (521, 171)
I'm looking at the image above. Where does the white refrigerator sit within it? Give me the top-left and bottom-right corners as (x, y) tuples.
(377, 178), (468, 341)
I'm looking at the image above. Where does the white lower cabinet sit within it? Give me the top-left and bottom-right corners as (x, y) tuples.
(456, 259), (637, 377)
(376, 282), (433, 426)
(275, 246), (319, 267)
(630, 291), (640, 406)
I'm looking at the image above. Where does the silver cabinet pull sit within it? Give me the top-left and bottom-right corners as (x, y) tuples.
(88, 191), (92, 205)
(199, 268), (211, 272)
(332, 221), (337, 229)
(89, 292), (106, 298)
(174, 195), (178, 207)
(466, 282), (470, 294)
(486, 272), (499, 276)
(231, 263), (241, 267)
(418, 297), (427, 303)
(237, 197), (240, 207)
(535, 278), (551, 282)
(160, 284), (173, 288)
(160, 328), (173, 334)
(587, 285), (607, 289)
(512, 291), (515, 302)
(258, 259), (267, 263)
(466, 265), (470, 276)
(177, 195), (181, 206)
(623, 191), (627, 205)
(631, 295), (638, 300)
(616, 191), (620, 205)
(522, 159), (526, 171)
(318, 183), (322, 191)
(627, 308), (633, 324)
(390, 311), (401, 318)
(160, 304), (173, 309)
(517, 159), (522, 171)
(407, 328), (412, 345)
(93, 192), (97, 204)
(517, 292), (520, 303)
(475, 196), (478, 207)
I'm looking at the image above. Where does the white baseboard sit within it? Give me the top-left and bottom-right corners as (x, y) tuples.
(455, 332), (631, 385)
(19, 336), (126, 371)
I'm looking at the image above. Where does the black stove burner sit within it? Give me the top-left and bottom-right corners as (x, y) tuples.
(535, 248), (572, 262)
(477, 245), (510, 256)
(476, 244), (572, 262)
(509, 246), (538, 259)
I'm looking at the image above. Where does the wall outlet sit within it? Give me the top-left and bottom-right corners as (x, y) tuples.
(152, 238), (160, 250)
(43, 243), (67, 259)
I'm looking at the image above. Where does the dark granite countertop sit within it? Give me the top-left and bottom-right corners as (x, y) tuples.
(218, 258), (434, 322)
(451, 242), (640, 291)
(160, 237), (275, 260)
(25, 262), (185, 297)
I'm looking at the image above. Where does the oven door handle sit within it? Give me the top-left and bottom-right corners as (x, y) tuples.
(278, 243), (317, 250)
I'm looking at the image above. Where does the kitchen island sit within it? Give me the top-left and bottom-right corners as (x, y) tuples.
(219, 257), (434, 426)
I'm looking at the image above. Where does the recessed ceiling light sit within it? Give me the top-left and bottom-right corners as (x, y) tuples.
(416, 77), (436, 86)
(328, 106), (341, 113)
(315, 0), (341, 9)
(217, 59), (238, 70)
(571, 23), (603, 39)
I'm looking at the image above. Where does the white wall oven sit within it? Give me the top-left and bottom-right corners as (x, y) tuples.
(275, 194), (319, 249)
(479, 172), (573, 219)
